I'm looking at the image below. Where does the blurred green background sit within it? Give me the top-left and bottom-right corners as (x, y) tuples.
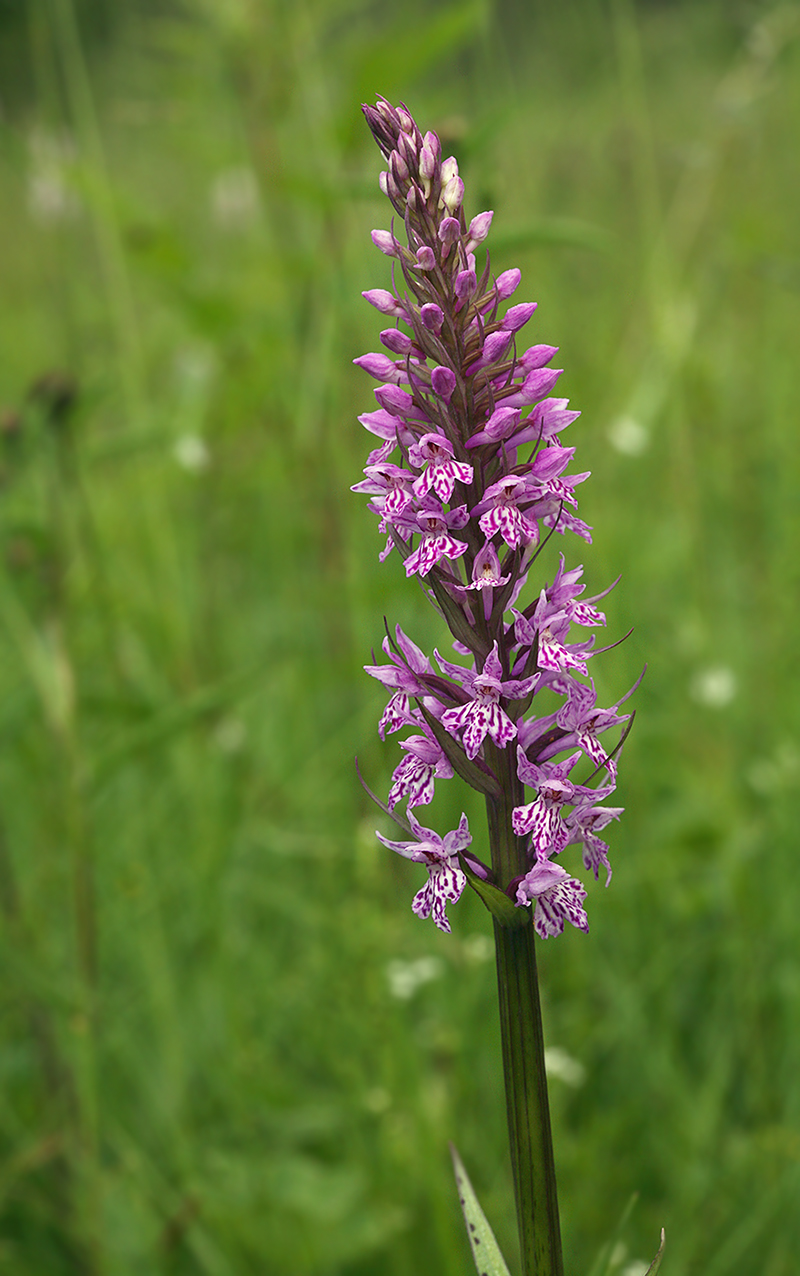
(0, 0), (799, 1272)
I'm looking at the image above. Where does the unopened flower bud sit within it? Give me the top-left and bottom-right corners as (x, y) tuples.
(455, 269), (477, 300)
(421, 303), (444, 333)
(422, 130), (440, 159)
(501, 302), (538, 333)
(438, 217), (461, 246)
(398, 131), (416, 167)
(380, 328), (413, 355)
(520, 344), (559, 371)
(362, 288), (407, 318)
(496, 268), (521, 300)
(431, 366), (457, 401)
(390, 150), (409, 184)
(416, 246), (436, 270)
(441, 174), (464, 213)
(466, 211), (493, 253)
(440, 155), (459, 185)
(353, 352), (403, 381)
(419, 144), (437, 183)
(481, 330), (514, 363)
(371, 229), (400, 257)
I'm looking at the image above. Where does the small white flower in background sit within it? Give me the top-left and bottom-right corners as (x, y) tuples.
(607, 416), (649, 456)
(174, 344), (217, 398)
(363, 1087), (391, 1114)
(213, 717), (246, 754)
(690, 665), (737, 708)
(543, 1047), (586, 1087)
(462, 933), (493, 964)
(609, 1242), (649, 1275)
(386, 956), (443, 1001)
(173, 434), (210, 473)
(210, 166), (260, 229)
(27, 128), (80, 224)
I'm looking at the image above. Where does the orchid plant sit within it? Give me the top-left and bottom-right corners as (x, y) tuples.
(354, 98), (659, 1276)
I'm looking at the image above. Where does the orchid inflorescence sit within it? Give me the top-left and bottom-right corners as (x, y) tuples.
(355, 97), (637, 939)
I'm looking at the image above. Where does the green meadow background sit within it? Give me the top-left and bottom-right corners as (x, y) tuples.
(0, 0), (798, 1272)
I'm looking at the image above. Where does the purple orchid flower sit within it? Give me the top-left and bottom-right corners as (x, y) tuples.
(399, 500), (470, 577)
(387, 728), (455, 810)
(438, 642), (537, 760)
(472, 475), (542, 550)
(515, 860), (589, 938)
(565, 801), (624, 885)
(512, 750), (613, 856)
(353, 97), (637, 941)
(409, 433), (474, 502)
(364, 626), (438, 738)
(375, 811), (471, 933)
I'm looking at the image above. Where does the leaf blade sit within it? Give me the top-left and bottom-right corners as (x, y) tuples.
(644, 1229), (666, 1275)
(450, 1144), (513, 1276)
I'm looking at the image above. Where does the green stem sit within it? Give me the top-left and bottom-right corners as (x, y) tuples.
(484, 742), (564, 1276)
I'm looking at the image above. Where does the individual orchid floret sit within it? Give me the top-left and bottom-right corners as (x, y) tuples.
(555, 680), (628, 781)
(515, 592), (593, 677)
(515, 861), (589, 939)
(351, 462), (416, 519)
(473, 475), (541, 550)
(410, 433), (474, 502)
(512, 750), (609, 856)
(469, 541), (512, 592)
(495, 397), (581, 452)
(376, 811), (471, 933)
(520, 344), (560, 372)
(449, 542), (515, 623)
(364, 626), (437, 738)
(387, 728), (455, 810)
(544, 556), (609, 626)
(565, 801), (624, 885)
(401, 501), (470, 577)
(438, 215), (461, 247)
(438, 643), (537, 760)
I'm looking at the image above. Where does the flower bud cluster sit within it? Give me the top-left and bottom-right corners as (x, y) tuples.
(356, 99), (636, 937)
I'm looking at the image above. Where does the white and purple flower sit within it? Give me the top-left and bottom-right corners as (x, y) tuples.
(376, 811), (471, 933)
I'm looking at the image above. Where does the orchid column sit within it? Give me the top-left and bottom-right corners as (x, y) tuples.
(354, 98), (635, 1276)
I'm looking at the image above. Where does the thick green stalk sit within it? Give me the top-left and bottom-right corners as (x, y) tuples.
(484, 742), (564, 1276)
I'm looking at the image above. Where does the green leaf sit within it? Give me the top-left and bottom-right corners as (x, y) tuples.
(644, 1230), (666, 1274)
(450, 1145), (513, 1276)
(459, 855), (530, 929)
